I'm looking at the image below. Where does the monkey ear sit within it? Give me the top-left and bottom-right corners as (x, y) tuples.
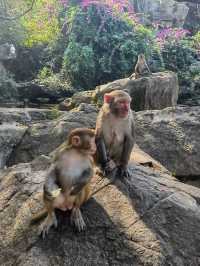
(104, 94), (112, 103)
(71, 135), (81, 147)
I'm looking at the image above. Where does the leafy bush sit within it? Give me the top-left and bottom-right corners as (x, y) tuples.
(61, 4), (155, 89)
(37, 67), (72, 92)
(161, 38), (200, 87)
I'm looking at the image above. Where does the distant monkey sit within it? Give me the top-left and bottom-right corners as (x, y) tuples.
(129, 53), (151, 79)
(95, 90), (135, 179)
(32, 128), (96, 238)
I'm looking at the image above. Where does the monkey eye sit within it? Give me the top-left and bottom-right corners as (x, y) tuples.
(119, 100), (128, 104)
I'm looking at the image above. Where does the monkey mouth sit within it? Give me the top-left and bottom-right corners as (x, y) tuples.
(120, 110), (129, 118)
(90, 149), (97, 155)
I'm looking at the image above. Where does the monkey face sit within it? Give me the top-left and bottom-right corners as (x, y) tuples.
(86, 136), (96, 155)
(111, 99), (130, 118)
(71, 134), (96, 155)
(103, 90), (131, 118)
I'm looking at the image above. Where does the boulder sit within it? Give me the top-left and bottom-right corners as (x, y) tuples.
(0, 123), (27, 168)
(59, 91), (94, 111)
(95, 72), (179, 111)
(17, 81), (74, 105)
(7, 104), (98, 166)
(135, 106), (200, 177)
(133, 0), (189, 27)
(0, 108), (64, 124)
(183, 3), (200, 33)
(0, 153), (200, 265)
(7, 104), (200, 178)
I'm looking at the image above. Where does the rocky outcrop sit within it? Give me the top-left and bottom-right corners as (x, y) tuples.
(7, 104), (98, 166)
(59, 91), (94, 111)
(132, 0), (189, 27)
(7, 104), (200, 178)
(0, 152), (200, 265)
(0, 108), (64, 124)
(95, 72), (179, 111)
(0, 123), (27, 168)
(125, 72), (179, 111)
(184, 3), (200, 33)
(60, 72), (179, 112)
(17, 81), (74, 105)
(135, 106), (200, 177)
(0, 44), (19, 104)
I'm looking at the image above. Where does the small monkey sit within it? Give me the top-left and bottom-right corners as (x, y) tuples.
(32, 128), (96, 238)
(129, 53), (151, 79)
(95, 90), (135, 179)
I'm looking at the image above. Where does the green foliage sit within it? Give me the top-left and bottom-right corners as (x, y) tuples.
(61, 5), (155, 89)
(49, 105), (62, 119)
(1, 0), (199, 106)
(193, 31), (200, 51)
(161, 38), (200, 86)
(37, 69), (72, 91)
(21, 0), (60, 47)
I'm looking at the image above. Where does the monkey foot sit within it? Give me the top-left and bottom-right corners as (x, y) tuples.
(70, 208), (86, 232)
(39, 214), (58, 239)
(115, 167), (131, 179)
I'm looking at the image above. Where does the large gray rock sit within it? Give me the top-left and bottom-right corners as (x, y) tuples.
(0, 123), (27, 168)
(94, 72), (179, 111)
(0, 153), (200, 265)
(17, 81), (74, 105)
(125, 72), (179, 111)
(59, 91), (94, 111)
(133, 0), (189, 27)
(7, 104), (200, 178)
(135, 106), (200, 177)
(0, 44), (18, 104)
(0, 108), (64, 124)
(8, 104), (98, 166)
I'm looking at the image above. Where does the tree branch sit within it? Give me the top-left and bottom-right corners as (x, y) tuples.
(0, 0), (36, 20)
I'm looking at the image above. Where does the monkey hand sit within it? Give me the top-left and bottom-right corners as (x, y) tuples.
(104, 160), (117, 175)
(115, 165), (131, 179)
(39, 213), (58, 239)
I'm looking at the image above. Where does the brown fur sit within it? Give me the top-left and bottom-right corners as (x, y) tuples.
(32, 128), (96, 237)
(135, 54), (151, 79)
(95, 90), (135, 178)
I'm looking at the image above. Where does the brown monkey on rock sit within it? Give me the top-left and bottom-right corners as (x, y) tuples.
(32, 128), (96, 238)
(95, 90), (135, 179)
(129, 53), (151, 79)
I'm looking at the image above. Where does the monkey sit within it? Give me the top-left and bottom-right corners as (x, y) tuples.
(95, 90), (135, 179)
(129, 53), (151, 80)
(31, 128), (96, 238)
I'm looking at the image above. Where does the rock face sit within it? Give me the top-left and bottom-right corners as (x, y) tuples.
(0, 153), (200, 265)
(0, 44), (19, 104)
(135, 106), (200, 177)
(0, 108), (64, 124)
(59, 91), (94, 111)
(8, 104), (98, 166)
(61, 72), (179, 112)
(7, 104), (200, 178)
(184, 3), (200, 33)
(95, 72), (179, 111)
(125, 72), (179, 111)
(0, 108), (65, 169)
(17, 81), (74, 105)
(133, 0), (189, 27)
(0, 123), (27, 168)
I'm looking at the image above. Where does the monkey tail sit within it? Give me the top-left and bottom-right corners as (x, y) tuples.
(31, 209), (47, 224)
